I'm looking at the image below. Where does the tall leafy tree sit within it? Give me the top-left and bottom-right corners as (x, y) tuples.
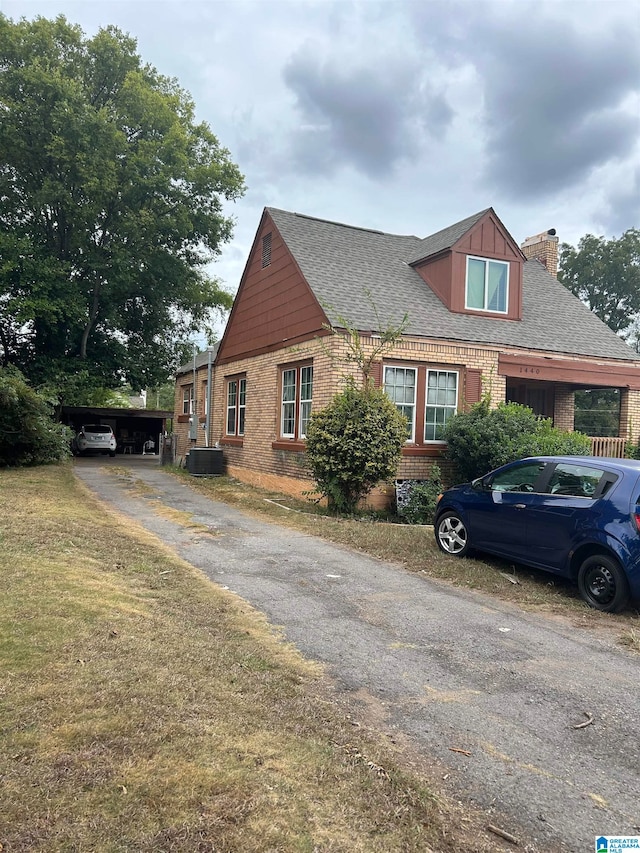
(0, 14), (245, 399)
(558, 229), (640, 341)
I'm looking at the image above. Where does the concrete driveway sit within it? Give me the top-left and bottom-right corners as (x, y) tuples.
(73, 457), (640, 853)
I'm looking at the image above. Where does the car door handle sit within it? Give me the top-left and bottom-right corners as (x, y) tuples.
(515, 504), (527, 509)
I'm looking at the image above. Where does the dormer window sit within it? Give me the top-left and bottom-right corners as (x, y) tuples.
(465, 256), (509, 313)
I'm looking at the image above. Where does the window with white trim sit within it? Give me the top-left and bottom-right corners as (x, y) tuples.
(425, 370), (458, 441)
(226, 377), (246, 436)
(280, 363), (313, 439)
(182, 384), (194, 415)
(384, 365), (416, 441)
(465, 256), (508, 313)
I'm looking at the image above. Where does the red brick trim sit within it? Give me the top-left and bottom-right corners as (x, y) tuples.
(272, 440), (306, 452)
(221, 437), (244, 447)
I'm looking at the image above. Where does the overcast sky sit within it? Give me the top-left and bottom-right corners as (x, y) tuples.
(2, 0), (639, 313)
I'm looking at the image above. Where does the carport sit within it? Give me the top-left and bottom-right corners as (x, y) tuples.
(61, 405), (172, 455)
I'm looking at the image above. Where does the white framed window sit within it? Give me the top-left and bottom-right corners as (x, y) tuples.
(425, 370), (458, 442)
(465, 256), (509, 313)
(384, 365), (417, 441)
(299, 365), (313, 438)
(182, 384), (194, 415)
(226, 377), (246, 436)
(280, 363), (313, 439)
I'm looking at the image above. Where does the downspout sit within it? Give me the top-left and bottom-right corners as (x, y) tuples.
(205, 346), (213, 447)
(189, 344), (198, 441)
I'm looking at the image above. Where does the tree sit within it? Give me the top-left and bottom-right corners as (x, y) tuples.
(558, 229), (640, 341)
(444, 400), (591, 483)
(0, 367), (73, 466)
(305, 379), (408, 514)
(0, 15), (245, 399)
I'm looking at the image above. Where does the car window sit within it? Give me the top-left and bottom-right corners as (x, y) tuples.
(82, 425), (111, 433)
(547, 463), (607, 497)
(489, 462), (546, 493)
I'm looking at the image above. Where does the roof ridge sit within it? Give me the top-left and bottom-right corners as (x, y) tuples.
(266, 207), (418, 240)
(419, 207), (492, 242)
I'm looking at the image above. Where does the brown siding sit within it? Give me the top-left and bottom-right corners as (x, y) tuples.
(217, 212), (328, 365)
(412, 251), (453, 308)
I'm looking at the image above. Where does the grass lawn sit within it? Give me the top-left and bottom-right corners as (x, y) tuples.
(1, 464), (504, 853)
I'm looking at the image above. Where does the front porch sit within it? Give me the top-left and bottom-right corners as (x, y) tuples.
(506, 378), (632, 457)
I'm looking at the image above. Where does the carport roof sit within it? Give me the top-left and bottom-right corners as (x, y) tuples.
(62, 406), (173, 420)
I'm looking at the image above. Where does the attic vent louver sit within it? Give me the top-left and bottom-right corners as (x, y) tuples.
(262, 232), (272, 268)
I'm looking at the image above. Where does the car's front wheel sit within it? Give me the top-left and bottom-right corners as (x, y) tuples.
(435, 511), (470, 557)
(577, 554), (629, 613)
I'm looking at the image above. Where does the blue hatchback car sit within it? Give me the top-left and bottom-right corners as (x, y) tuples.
(434, 456), (640, 613)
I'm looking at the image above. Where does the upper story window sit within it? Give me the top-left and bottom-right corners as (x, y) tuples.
(262, 232), (272, 268)
(226, 377), (246, 436)
(281, 363), (313, 439)
(465, 256), (508, 313)
(182, 384), (194, 415)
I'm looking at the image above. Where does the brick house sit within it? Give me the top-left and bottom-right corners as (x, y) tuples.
(175, 206), (640, 504)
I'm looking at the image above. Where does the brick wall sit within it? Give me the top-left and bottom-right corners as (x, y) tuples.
(175, 334), (638, 505)
(553, 385), (575, 431)
(620, 389), (640, 443)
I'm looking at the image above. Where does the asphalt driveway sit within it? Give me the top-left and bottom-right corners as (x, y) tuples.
(73, 456), (640, 853)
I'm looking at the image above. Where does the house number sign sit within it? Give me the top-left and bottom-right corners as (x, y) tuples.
(518, 366), (541, 375)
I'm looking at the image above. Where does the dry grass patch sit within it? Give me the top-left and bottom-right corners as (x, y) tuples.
(1, 465), (505, 853)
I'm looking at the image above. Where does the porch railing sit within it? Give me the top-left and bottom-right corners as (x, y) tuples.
(590, 436), (627, 458)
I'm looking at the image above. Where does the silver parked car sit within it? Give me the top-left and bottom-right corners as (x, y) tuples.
(74, 424), (117, 457)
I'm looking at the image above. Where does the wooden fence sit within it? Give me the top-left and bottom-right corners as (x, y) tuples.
(590, 436), (627, 458)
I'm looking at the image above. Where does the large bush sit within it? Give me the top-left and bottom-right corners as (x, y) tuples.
(444, 400), (591, 483)
(0, 368), (73, 467)
(305, 380), (408, 514)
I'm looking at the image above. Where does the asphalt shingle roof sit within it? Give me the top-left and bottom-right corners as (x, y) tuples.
(267, 207), (639, 362)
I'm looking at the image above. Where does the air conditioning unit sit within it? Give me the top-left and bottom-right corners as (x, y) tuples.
(186, 447), (225, 476)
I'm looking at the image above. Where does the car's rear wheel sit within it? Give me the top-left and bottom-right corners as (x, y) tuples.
(435, 511), (470, 557)
(109, 451), (116, 457)
(577, 554), (629, 613)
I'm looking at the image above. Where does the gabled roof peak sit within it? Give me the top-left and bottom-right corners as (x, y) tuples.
(408, 207), (495, 265)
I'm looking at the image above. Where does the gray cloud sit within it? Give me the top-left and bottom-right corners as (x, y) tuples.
(282, 50), (453, 178)
(474, 14), (640, 197)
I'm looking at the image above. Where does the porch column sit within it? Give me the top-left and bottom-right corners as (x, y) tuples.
(619, 388), (640, 441)
(553, 385), (575, 431)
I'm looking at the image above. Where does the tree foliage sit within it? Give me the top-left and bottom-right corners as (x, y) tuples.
(305, 380), (408, 514)
(444, 400), (592, 483)
(0, 14), (245, 398)
(558, 229), (640, 341)
(0, 367), (73, 466)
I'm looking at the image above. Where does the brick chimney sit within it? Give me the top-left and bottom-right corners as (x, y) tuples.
(520, 229), (559, 277)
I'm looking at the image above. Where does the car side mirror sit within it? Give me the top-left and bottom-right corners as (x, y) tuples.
(471, 477), (486, 491)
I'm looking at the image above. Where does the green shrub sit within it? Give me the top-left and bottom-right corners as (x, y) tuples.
(305, 379), (407, 515)
(397, 464), (443, 525)
(444, 399), (591, 482)
(0, 367), (73, 467)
